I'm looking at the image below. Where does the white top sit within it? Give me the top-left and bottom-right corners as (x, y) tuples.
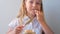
(8, 16), (42, 34)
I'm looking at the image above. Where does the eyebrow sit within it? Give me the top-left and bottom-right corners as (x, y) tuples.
(36, 0), (41, 3)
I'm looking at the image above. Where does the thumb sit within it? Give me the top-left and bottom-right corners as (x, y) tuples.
(35, 10), (38, 16)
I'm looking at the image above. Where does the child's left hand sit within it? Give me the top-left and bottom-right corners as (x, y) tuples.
(35, 10), (54, 34)
(35, 10), (45, 23)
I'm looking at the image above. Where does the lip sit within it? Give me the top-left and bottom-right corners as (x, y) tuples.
(32, 8), (39, 11)
(32, 9), (37, 12)
(32, 9), (36, 10)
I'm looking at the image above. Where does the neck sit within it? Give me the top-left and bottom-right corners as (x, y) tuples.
(26, 13), (34, 19)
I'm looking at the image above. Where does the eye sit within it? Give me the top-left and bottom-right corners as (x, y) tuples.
(29, 1), (33, 4)
(36, 2), (40, 5)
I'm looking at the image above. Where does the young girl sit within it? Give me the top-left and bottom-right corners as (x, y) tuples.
(7, 0), (54, 34)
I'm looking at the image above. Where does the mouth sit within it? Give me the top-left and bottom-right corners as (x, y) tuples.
(31, 9), (37, 17)
(32, 8), (39, 11)
(34, 14), (36, 17)
(32, 9), (37, 11)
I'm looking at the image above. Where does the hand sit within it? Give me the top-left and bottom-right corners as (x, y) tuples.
(35, 10), (45, 23)
(35, 10), (54, 34)
(13, 25), (24, 34)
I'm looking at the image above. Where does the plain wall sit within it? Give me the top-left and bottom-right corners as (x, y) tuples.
(0, 0), (21, 34)
(43, 0), (60, 34)
(0, 0), (60, 34)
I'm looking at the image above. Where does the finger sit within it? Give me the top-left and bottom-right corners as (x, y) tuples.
(35, 10), (40, 16)
(16, 28), (23, 33)
(36, 11), (43, 16)
(19, 25), (24, 28)
(17, 27), (23, 30)
(16, 27), (23, 32)
(16, 25), (24, 28)
(15, 26), (24, 31)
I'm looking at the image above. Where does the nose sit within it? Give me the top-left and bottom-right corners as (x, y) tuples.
(32, 3), (37, 8)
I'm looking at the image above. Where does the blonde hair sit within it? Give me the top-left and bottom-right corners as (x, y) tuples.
(17, 0), (43, 24)
(17, 0), (26, 18)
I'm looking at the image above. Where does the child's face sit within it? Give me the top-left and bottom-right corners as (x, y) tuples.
(25, 0), (41, 17)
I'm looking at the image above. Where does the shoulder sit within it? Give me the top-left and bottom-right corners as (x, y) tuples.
(8, 18), (19, 29)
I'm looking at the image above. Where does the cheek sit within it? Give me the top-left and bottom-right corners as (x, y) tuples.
(37, 5), (41, 11)
(26, 4), (32, 11)
(26, 4), (32, 13)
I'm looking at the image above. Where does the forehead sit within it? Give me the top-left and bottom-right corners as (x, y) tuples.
(26, 0), (41, 2)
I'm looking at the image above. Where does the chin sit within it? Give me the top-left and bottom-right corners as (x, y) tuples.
(32, 15), (36, 18)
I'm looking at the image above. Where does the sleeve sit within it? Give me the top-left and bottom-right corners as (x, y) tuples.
(8, 18), (19, 29)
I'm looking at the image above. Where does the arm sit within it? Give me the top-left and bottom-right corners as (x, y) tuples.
(6, 27), (16, 34)
(35, 10), (54, 34)
(39, 21), (54, 34)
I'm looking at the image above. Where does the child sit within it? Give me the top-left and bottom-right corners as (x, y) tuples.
(7, 0), (54, 34)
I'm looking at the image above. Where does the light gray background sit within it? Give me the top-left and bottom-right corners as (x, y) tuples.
(0, 0), (60, 34)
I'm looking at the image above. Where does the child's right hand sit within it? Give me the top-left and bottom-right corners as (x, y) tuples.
(13, 25), (24, 34)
